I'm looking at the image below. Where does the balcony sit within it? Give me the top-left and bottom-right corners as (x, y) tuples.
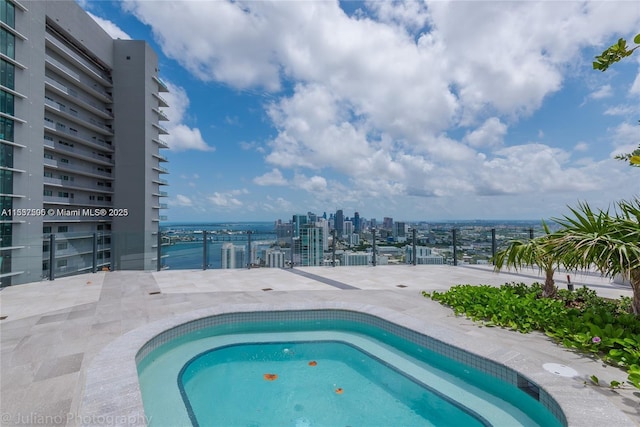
(153, 92), (169, 108)
(152, 123), (169, 135)
(153, 165), (169, 174)
(45, 76), (114, 119)
(44, 98), (113, 136)
(45, 160), (113, 179)
(153, 153), (168, 162)
(45, 33), (113, 87)
(153, 75), (169, 93)
(45, 55), (113, 102)
(44, 138), (114, 165)
(153, 107), (169, 121)
(153, 178), (168, 185)
(44, 119), (114, 151)
(153, 138), (169, 149)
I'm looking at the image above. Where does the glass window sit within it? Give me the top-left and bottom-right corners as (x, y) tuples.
(0, 60), (14, 90)
(57, 226), (68, 233)
(0, 1), (15, 28)
(0, 29), (15, 59)
(0, 116), (13, 141)
(0, 90), (14, 116)
(0, 168), (12, 193)
(0, 142), (13, 167)
(43, 226), (51, 234)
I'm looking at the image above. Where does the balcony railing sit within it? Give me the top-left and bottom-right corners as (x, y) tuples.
(45, 76), (114, 118)
(0, 225), (555, 288)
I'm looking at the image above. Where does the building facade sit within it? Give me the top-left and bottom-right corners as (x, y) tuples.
(0, 1), (169, 286)
(221, 243), (245, 269)
(299, 224), (323, 266)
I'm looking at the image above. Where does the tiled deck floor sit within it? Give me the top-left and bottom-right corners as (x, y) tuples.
(0, 265), (637, 426)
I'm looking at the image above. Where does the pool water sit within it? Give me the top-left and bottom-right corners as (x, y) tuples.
(179, 341), (486, 427)
(137, 317), (564, 427)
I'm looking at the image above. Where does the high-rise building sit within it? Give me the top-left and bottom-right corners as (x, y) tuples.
(0, 1), (169, 286)
(221, 243), (245, 269)
(275, 220), (293, 243)
(394, 221), (406, 240)
(292, 214), (307, 238)
(265, 248), (285, 268)
(382, 217), (393, 230)
(343, 220), (353, 238)
(353, 211), (360, 233)
(299, 224), (323, 266)
(334, 209), (344, 236)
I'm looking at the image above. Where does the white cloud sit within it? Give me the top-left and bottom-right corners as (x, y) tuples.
(121, 1), (640, 210)
(609, 122), (640, 158)
(630, 71), (640, 97)
(254, 169), (288, 186)
(296, 174), (328, 193)
(87, 12), (132, 40)
(464, 117), (508, 148)
(174, 194), (193, 207)
(574, 142), (589, 152)
(588, 84), (612, 100)
(604, 104), (639, 116)
(162, 82), (214, 152)
(208, 191), (244, 207)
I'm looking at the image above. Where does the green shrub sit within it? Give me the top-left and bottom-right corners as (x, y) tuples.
(423, 283), (640, 389)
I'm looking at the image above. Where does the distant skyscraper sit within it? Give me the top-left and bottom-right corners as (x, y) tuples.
(292, 214), (308, 238)
(221, 243), (245, 269)
(266, 248), (285, 268)
(299, 224), (324, 266)
(394, 222), (406, 239)
(354, 212), (361, 233)
(335, 209), (344, 236)
(383, 217), (394, 230)
(343, 220), (353, 237)
(275, 221), (293, 243)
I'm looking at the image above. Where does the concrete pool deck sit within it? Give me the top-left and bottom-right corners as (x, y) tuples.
(0, 265), (638, 426)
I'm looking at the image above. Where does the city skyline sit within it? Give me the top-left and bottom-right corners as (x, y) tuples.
(80, 1), (640, 222)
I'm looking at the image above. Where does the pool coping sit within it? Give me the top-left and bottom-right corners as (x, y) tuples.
(78, 301), (636, 427)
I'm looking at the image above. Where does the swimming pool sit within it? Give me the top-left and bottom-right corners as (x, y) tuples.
(136, 310), (565, 426)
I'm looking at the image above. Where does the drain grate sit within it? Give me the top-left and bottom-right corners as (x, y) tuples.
(262, 288), (273, 291)
(396, 284), (408, 288)
(148, 291), (161, 295)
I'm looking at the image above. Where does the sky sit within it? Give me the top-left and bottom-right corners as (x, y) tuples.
(78, 0), (640, 223)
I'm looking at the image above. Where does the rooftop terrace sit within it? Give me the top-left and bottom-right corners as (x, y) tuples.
(0, 265), (637, 426)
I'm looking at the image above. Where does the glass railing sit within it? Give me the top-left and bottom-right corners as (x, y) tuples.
(0, 223), (550, 288)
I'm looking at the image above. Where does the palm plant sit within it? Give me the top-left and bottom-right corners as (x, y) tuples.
(492, 223), (558, 298)
(546, 199), (640, 315)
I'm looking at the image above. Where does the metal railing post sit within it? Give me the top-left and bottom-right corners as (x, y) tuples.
(412, 228), (417, 266)
(49, 233), (55, 281)
(491, 228), (497, 263)
(331, 229), (336, 267)
(247, 231), (252, 269)
(452, 228), (458, 266)
(372, 228), (377, 267)
(92, 232), (98, 273)
(202, 230), (208, 270)
(157, 231), (162, 272)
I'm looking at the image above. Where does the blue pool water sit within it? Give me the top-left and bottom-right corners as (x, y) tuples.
(137, 315), (564, 427)
(180, 341), (486, 427)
